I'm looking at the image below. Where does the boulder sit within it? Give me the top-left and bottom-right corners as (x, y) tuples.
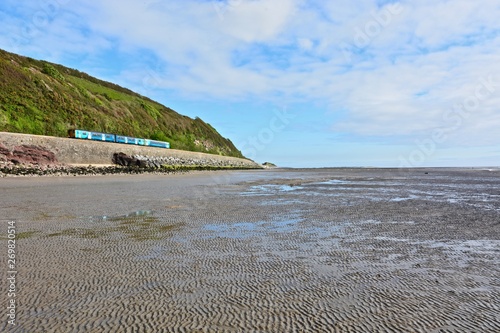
(0, 143), (58, 165)
(0, 143), (10, 157)
(112, 152), (148, 167)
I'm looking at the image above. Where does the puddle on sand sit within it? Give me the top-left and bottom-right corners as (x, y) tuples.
(241, 184), (303, 196)
(313, 179), (352, 185)
(203, 221), (264, 238)
(202, 219), (352, 240)
(373, 237), (500, 256)
(390, 195), (419, 202)
(49, 210), (182, 241)
(203, 219), (303, 238)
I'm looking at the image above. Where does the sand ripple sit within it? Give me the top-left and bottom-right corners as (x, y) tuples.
(1, 169), (499, 332)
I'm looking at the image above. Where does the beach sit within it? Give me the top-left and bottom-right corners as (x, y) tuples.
(1, 168), (499, 332)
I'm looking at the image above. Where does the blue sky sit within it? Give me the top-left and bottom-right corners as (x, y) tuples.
(1, 0), (500, 167)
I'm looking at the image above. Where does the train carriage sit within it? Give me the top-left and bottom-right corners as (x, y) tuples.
(91, 132), (116, 142)
(145, 139), (170, 149)
(68, 129), (115, 142)
(115, 136), (145, 145)
(68, 129), (170, 149)
(68, 129), (90, 139)
(115, 135), (137, 145)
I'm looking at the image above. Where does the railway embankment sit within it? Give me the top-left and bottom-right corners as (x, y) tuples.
(0, 132), (262, 176)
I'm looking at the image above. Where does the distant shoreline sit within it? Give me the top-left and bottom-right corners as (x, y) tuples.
(273, 166), (500, 172)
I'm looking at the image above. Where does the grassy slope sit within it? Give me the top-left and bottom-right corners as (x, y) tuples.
(0, 48), (243, 158)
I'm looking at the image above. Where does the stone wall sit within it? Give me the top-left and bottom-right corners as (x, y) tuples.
(0, 132), (261, 168)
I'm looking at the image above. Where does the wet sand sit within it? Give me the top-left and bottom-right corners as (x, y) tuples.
(1, 168), (499, 332)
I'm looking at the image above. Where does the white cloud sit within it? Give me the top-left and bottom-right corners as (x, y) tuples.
(214, 0), (298, 42)
(297, 38), (314, 51)
(1, 0), (499, 159)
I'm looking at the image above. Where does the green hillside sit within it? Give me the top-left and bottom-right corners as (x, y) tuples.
(0, 48), (243, 158)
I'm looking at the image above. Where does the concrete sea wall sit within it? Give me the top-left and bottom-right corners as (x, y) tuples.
(0, 132), (261, 168)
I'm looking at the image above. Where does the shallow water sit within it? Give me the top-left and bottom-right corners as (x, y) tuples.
(1, 168), (499, 332)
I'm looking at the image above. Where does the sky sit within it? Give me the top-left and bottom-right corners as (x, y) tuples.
(1, 0), (500, 167)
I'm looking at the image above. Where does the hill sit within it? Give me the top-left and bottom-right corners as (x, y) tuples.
(0, 48), (244, 158)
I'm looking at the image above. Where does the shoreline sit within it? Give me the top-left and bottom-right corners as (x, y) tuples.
(2, 163), (498, 178)
(0, 162), (262, 177)
(0, 131), (263, 177)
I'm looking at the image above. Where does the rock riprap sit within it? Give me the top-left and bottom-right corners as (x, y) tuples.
(127, 154), (256, 169)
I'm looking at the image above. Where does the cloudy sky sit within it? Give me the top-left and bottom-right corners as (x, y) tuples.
(1, 0), (500, 167)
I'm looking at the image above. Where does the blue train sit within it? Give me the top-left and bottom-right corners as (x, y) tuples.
(67, 129), (170, 149)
